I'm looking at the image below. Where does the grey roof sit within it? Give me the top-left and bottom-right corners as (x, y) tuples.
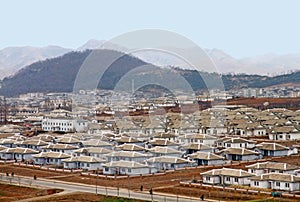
(246, 161), (299, 171)
(250, 173), (300, 182)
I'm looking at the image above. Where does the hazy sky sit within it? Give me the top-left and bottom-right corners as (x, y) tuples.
(1, 0), (299, 58)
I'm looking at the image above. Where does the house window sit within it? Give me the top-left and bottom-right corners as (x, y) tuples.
(227, 144), (231, 147)
(276, 182), (280, 186)
(285, 183), (289, 188)
(86, 163), (90, 167)
(128, 168), (131, 173)
(226, 177), (230, 181)
(254, 181), (259, 186)
(206, 176), (210, 181)
(105, 167), (109, 171)
(234, 177), (238, 182)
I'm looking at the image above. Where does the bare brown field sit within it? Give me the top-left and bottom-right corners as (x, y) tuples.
(0, 183), (61, 202)
(32, 192), (147, 202)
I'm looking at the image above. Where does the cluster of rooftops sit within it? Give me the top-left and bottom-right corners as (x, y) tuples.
(0, 106), (299, 191)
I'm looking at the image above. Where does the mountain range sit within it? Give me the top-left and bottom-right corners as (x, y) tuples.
(0, 39), (300, 79)
(0, 45), (71, 78)
(0, 49), (298, 97)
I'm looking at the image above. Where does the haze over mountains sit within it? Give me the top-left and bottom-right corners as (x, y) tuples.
(0, 39), (299, 79)
(0, 49), (299, 97)
(0, 46), (71, 78)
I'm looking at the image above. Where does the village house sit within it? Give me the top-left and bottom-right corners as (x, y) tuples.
(116, 143), (146, 153)
(114, 136), (144, 147)
(201, 168), (255, 186)
(246, 161), (300, 175)
(62, 156), (106, 171)
(153, 133), (178, 142)
(216, 137), (256, 149)
(146, 156), (195, 170)
(0, 147), (39, 161)
(105, 151), (149, 162)
(74, 147), (113, 159)
(15, 139), (48, 151)
(55, 136), (82, 147)
(250, 173), (300, 191)
(147, 146), (183, 157)
(87, 123), (113, 134)
(189, 152), (225, 166)
(41, 144), (78, 155)
(82, 139), (113, 149)
(33, 152), (71, 166)
(255, 142), (290, 157)
(220, 148), (260, 161)
(0, 139), (17, 148)
(178, 133), (216, 146)
(269, 126), (300, 140)
(148, 139), (180, 150)
(182, 143), (213, 155)
(102, 160), (156, 176)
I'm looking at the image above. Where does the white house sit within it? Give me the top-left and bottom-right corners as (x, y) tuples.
(246, 162), (300, 175)
(82, 139), (113, 149)
(33, 152), (71, 166)
(153, 133), (178, 142)
(250, 173), (300, 191)
(216, 137), (256, 149)
(148, 139), (180, 150)
(102, 160), (156, 176)
(105, 151), (149, 162)
(178, 134), (216, 146)
(41, 144), (78, 155)
(146, 156), (195, 170)
(74, 147), (113, 159)
(15, 140), (48, 151)
(116, 143), (146, 153)
(62, 156), (106, 171)
(269, 126), (300, 140)
(0, 147), (39, 161)
(220, 148), (260, 161)
(147, 146), (183, 157)
(189, 152), (225, 166)
(183, 143), (213, 155)
(256, 142), (290, 157)
(201, 168), (255, 186)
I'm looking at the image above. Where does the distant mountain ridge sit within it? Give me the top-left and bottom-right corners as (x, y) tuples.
(0, 49), (298, 97)
(0, 45), (71, 78)
(0, 39), (300, 79)
(80, 40), (300, 76)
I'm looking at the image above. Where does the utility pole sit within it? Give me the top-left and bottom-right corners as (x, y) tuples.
(95, 169), (98, 195)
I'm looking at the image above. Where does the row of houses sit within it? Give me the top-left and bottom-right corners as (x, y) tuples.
(0, 131), (297, 176)
(37, 108), (300, 141)
(201, 161), (300, 192)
